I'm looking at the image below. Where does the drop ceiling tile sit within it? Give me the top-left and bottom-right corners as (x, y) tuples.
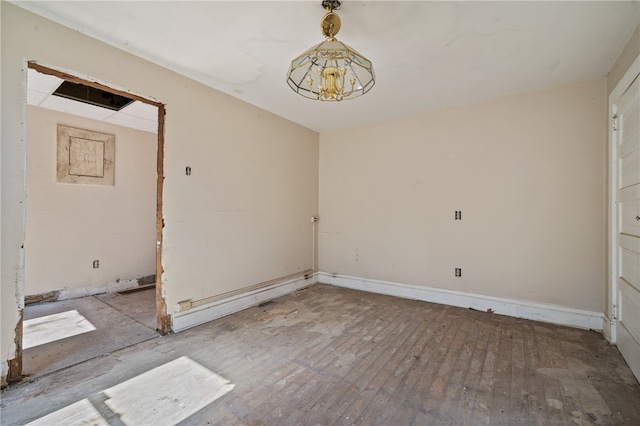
(27, 89), (49, 106)
(39, 95), (116, 121)
(118, 101), (158, 121)
(27, 68), (64, 94)
(105, 113), (157, 133)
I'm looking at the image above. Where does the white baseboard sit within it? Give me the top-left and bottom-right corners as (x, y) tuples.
(1, 361), (8, 388)
(318, 272), (603, 331)
(172, 273), (317, 332)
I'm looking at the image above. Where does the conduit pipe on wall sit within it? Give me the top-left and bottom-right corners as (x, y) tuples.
(188, 269), (314, 310)
(312, 216), (319, 272)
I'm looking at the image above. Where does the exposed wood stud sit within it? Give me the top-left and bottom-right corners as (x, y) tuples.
(156, 103), (169, 334)
(7, 309), (24, 384)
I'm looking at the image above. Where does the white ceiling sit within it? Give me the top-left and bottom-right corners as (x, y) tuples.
(14, 1), (640, 132)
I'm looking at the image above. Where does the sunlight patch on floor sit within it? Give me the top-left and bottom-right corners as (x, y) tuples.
(23, 310), (96, 349)
(24, 399), (108, 426)
(102, 356), (234, 425)
(24, 356), (234, 425)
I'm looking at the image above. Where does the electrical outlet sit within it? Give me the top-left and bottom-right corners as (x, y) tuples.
(93, 260), (100, 269)
(455, 268), (462, 277)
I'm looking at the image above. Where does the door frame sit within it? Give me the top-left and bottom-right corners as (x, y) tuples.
(607, 53), (640, 344)
(9, 62), (169, 383)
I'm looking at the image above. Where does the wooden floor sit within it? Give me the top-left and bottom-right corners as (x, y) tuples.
(2, 284), (639, 425)
(22, 288), (157, 379)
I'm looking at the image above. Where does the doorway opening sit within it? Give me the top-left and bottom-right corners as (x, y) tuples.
(15, 62), (168, 381)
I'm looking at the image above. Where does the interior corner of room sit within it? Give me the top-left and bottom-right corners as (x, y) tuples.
(1, 1), (640, 422)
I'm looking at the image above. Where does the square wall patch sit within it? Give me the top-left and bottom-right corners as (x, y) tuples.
(57, 125), (115, 186)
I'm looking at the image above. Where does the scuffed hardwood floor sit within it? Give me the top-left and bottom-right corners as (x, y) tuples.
(2, 284), (639, 425)
(202, 285), (640, 425)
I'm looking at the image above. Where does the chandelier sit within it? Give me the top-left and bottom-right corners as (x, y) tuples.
(286, 0), (375, 101)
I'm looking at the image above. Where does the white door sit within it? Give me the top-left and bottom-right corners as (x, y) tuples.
(614, 72), (640, 382)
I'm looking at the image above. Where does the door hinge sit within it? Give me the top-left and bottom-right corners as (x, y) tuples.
(612, 114), (618, 131)
(612, 304), (617, 320)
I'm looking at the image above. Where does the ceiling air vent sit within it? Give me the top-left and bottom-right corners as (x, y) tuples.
(52, 81), (135, 111)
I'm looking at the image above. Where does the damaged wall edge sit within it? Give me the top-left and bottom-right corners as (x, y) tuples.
(6, 308), (24, 386)
(155, 103), (170, 335)
(24, 291), (61, 305)
(24, 274), (157, 305)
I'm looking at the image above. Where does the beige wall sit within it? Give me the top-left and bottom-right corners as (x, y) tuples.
(25, 106), (157, 298)
(319, 78), (606, 313)
(1, 4), (319, 385)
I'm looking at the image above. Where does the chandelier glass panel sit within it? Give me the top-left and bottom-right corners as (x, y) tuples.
(286, 1), (375, 101)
